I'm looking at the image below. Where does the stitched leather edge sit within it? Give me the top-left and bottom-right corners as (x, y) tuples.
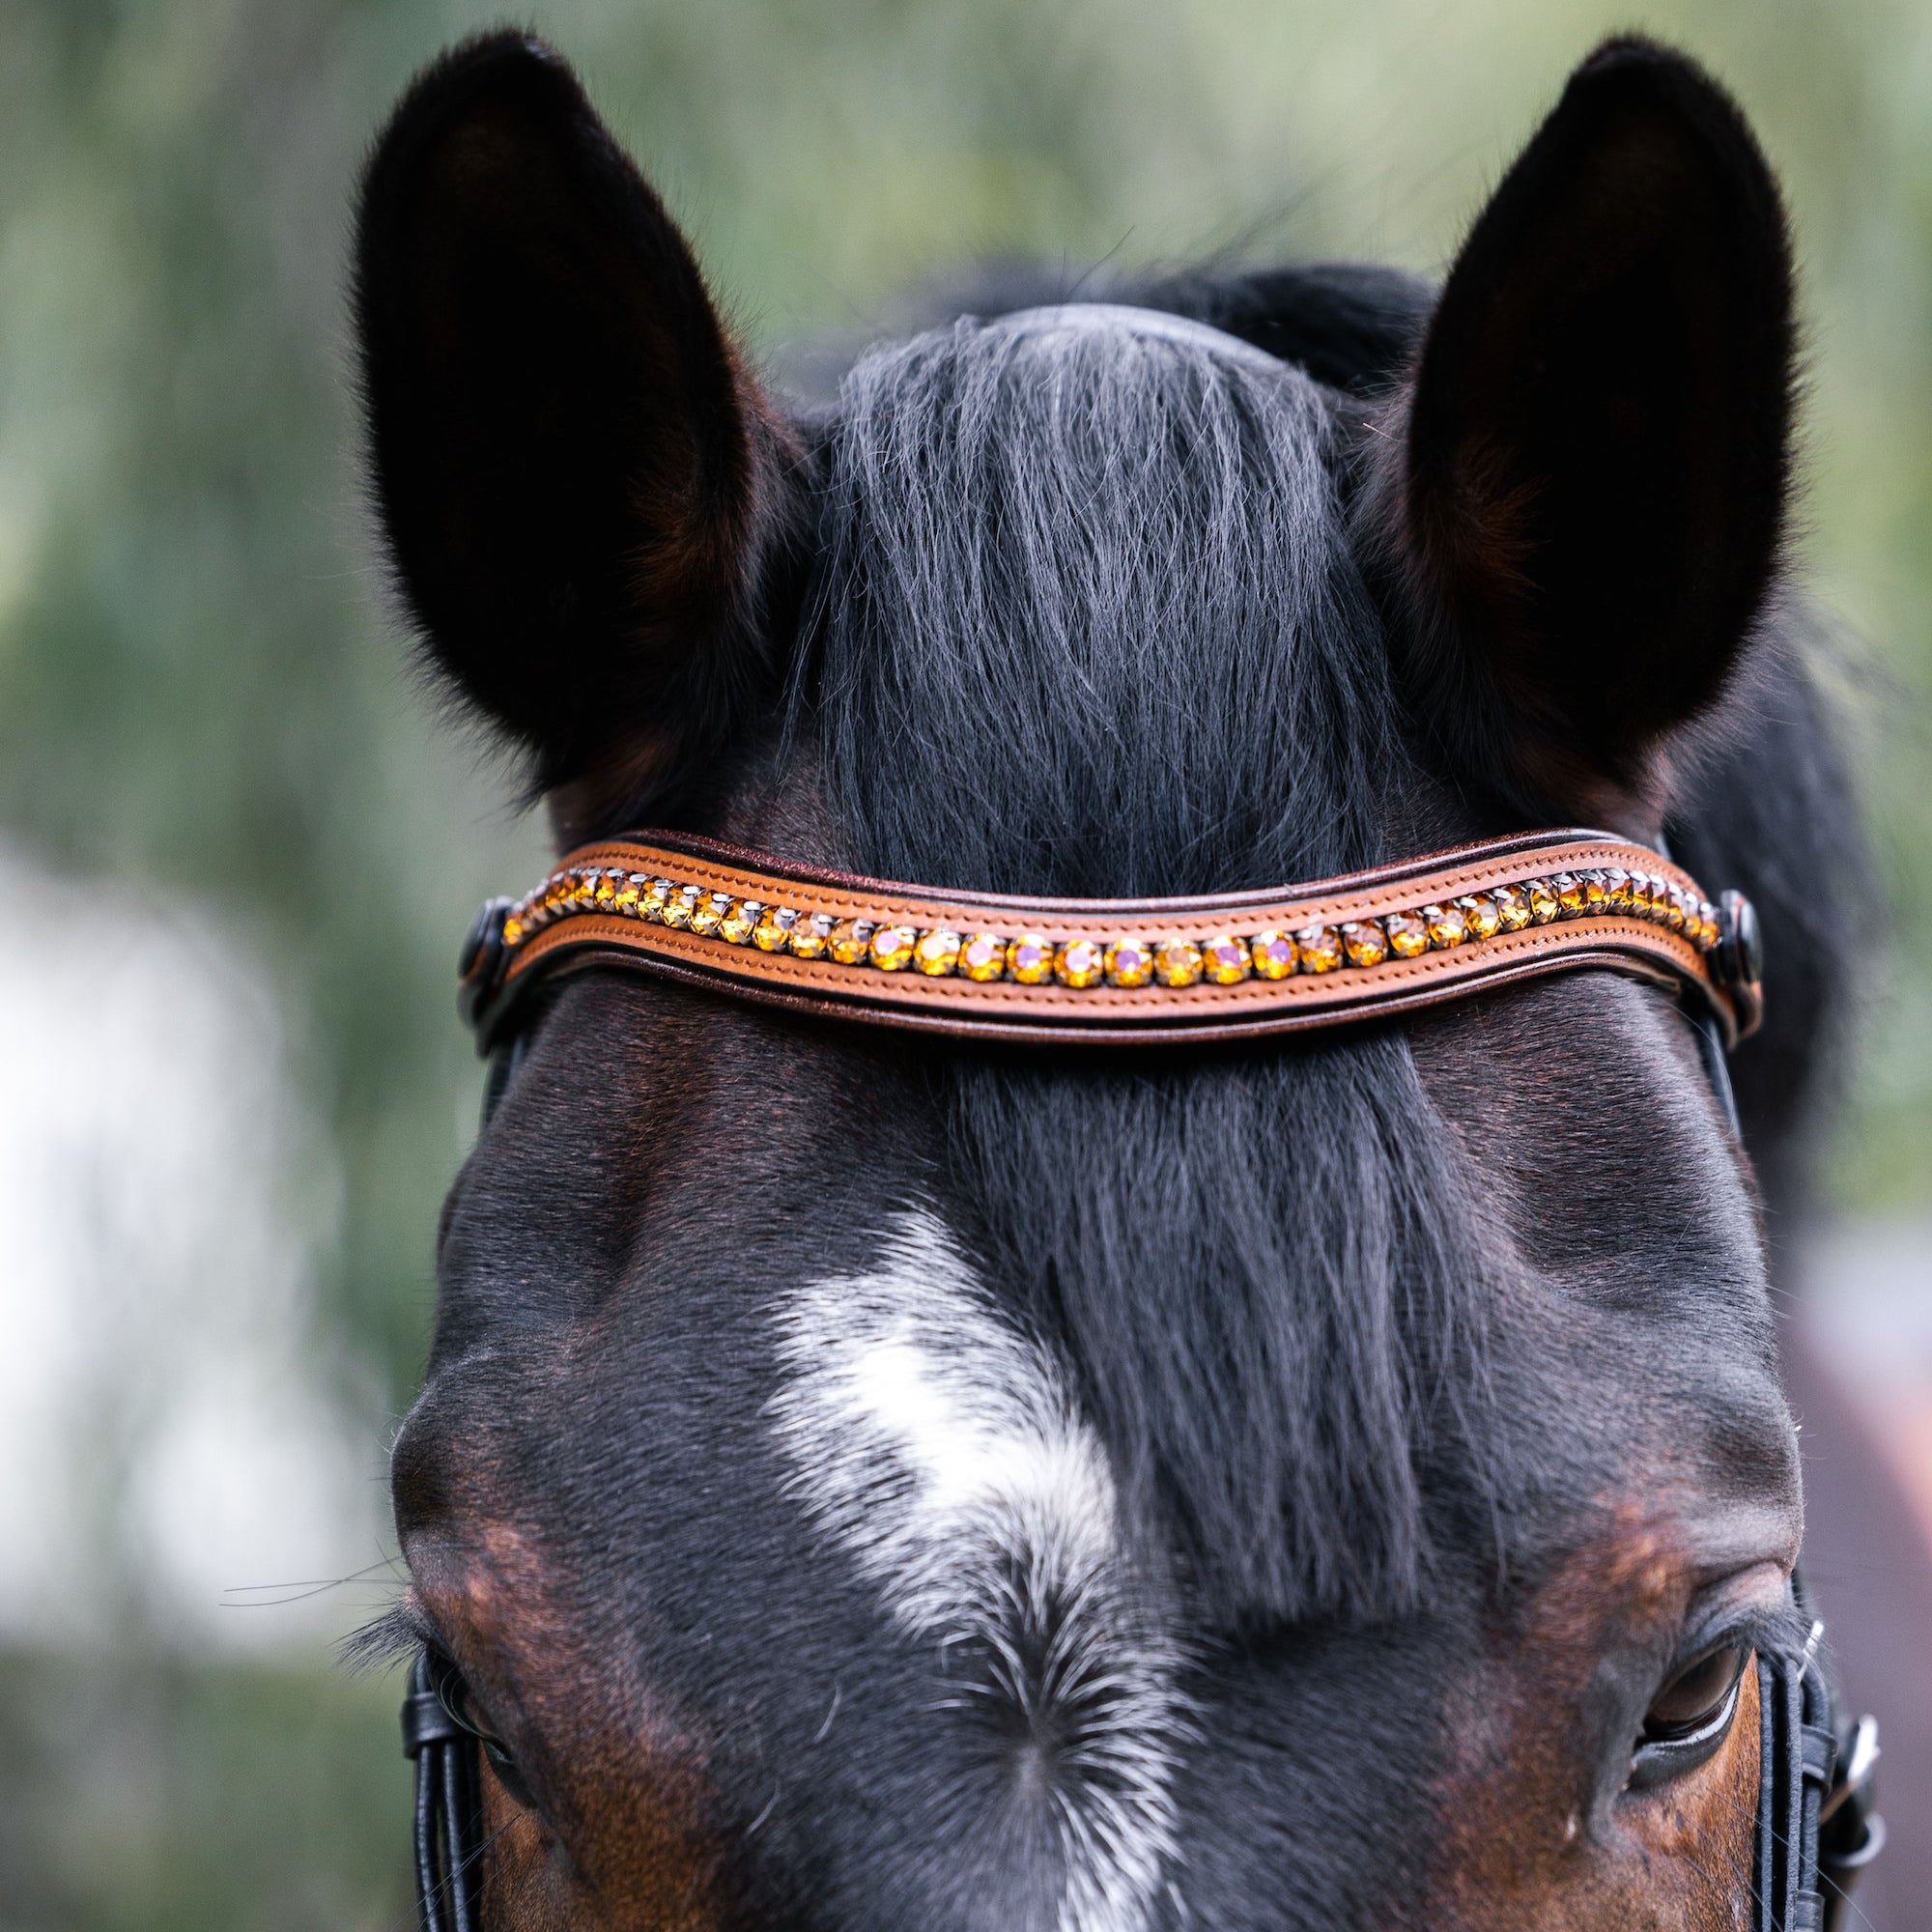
(478, 830), (1737, 1049)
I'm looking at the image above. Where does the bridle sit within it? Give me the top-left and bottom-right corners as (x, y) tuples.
(403, 824), (1884, 1929)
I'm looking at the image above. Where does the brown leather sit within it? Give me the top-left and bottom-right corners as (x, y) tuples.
(468, 829), (1752, 1050)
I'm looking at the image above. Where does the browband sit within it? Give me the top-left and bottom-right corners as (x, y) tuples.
(459, 828), (1763, 1052)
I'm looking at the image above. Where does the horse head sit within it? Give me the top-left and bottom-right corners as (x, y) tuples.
(354, 31), (1863, 1928)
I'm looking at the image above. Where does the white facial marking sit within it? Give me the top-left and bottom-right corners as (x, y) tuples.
(770, 1210), (1188, 1932)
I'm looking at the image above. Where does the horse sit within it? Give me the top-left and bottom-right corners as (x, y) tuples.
(349, 29), (1876, 1929)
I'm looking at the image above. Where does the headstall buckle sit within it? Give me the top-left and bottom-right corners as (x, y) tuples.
(457, 896), (514, 1036)
(1711, 887), (1765, 1037)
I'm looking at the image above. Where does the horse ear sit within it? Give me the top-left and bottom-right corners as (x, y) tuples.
(354, 33), (797, 799)
(1392, 38), (1795, 819)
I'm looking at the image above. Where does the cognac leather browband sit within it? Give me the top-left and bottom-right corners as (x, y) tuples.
(458, 827), (1765, 1052)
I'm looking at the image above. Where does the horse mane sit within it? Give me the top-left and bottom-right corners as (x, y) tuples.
(798, 300), (1507, 1627)
(1669, 617), (1871, 1239)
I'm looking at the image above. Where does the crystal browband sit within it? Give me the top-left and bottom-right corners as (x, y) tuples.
(459, 829), (1763, 1050)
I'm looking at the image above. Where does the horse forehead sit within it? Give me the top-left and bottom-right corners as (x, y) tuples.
(769, 1210), (1160, 1636)
(763, 1209), (1442, 1929)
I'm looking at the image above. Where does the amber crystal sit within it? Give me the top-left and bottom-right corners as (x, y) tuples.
(753, 906), (798, 952)
(1384, 911), (1430, 958)
(1104, 937), (1155, 987)
(1340, 920), (1388, 968)
(1456, 895), (1500, 942)
(1423, 903), (1467, 949)
(689, 892), (731, 937)
(1603, 868), (1632, 912)
(611, 874), (641, 916)
(1551, 873), (1585, 918)
(640, 878), (671, 921)
(1629, 874), (1659, 919)
(719, 900), (760, 945)
(1296, 924), (1344, 974)
(1527, 880), (1560, 924)
(660, 885), (700, 929)
(961, 932), (1008, 981)
(1054, 937), (1106, 988)
(915, 928), (963, 977)
(1695, 901), (1720, 950)
(1251, 929), (1300, 979)
(1008, 933), (1056, 984)
(1663, 889), (1689, 933)
(1200, 934), (1251, 985)
(592, 870), (618, 909)
(869, 924), (918, 971)
(827, 919), (874, 965)
(1492, 886), (1531, 931)
(788, 913), (836, 959)
(500, 914), (525, 948)
(1152, 938), (1203, 988)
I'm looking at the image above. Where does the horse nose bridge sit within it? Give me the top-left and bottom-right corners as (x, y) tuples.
(724, 1656), (1434, 1932)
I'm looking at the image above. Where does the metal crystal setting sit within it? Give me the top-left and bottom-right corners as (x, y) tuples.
(494, 863), (1730, 992)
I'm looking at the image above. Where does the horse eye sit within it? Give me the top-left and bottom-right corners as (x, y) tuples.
(481, 1735), (538, 1811)
(1626, 1639), (1752, 1793)
(1643, 1640), (1749, 1744)
(428, 1651), (538, 1810)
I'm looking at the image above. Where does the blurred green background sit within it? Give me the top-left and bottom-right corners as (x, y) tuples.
(2, 1), (1927, 1923)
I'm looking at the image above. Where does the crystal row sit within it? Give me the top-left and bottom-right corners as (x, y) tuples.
(497, 864), (1719, 990)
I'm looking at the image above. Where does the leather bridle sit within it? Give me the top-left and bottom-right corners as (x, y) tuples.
(402, 825), (1884, 1929)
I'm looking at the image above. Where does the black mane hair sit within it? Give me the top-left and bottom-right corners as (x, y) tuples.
(801, 306), (1510, 1627)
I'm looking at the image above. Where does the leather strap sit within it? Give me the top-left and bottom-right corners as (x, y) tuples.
(403, 1651), (483, 1932)
(460, 827), (1762, 1052)
(1754, 1586), (1887, 1932)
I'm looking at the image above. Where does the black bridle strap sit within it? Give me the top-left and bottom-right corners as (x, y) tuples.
(1755, 1584), (1887, 1932)
(1757, 1645), (1826, 1930)
(402, 1651), (485, 1932)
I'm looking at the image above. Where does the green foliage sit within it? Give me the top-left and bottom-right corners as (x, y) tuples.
(2, 0), (1926, 1919)
(0, 1650), (409, 1930)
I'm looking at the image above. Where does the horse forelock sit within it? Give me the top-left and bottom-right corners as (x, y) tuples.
(796, 309), (1525, 1627)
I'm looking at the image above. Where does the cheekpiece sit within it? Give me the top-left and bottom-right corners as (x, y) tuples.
(459, 828), (1763, 1052)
